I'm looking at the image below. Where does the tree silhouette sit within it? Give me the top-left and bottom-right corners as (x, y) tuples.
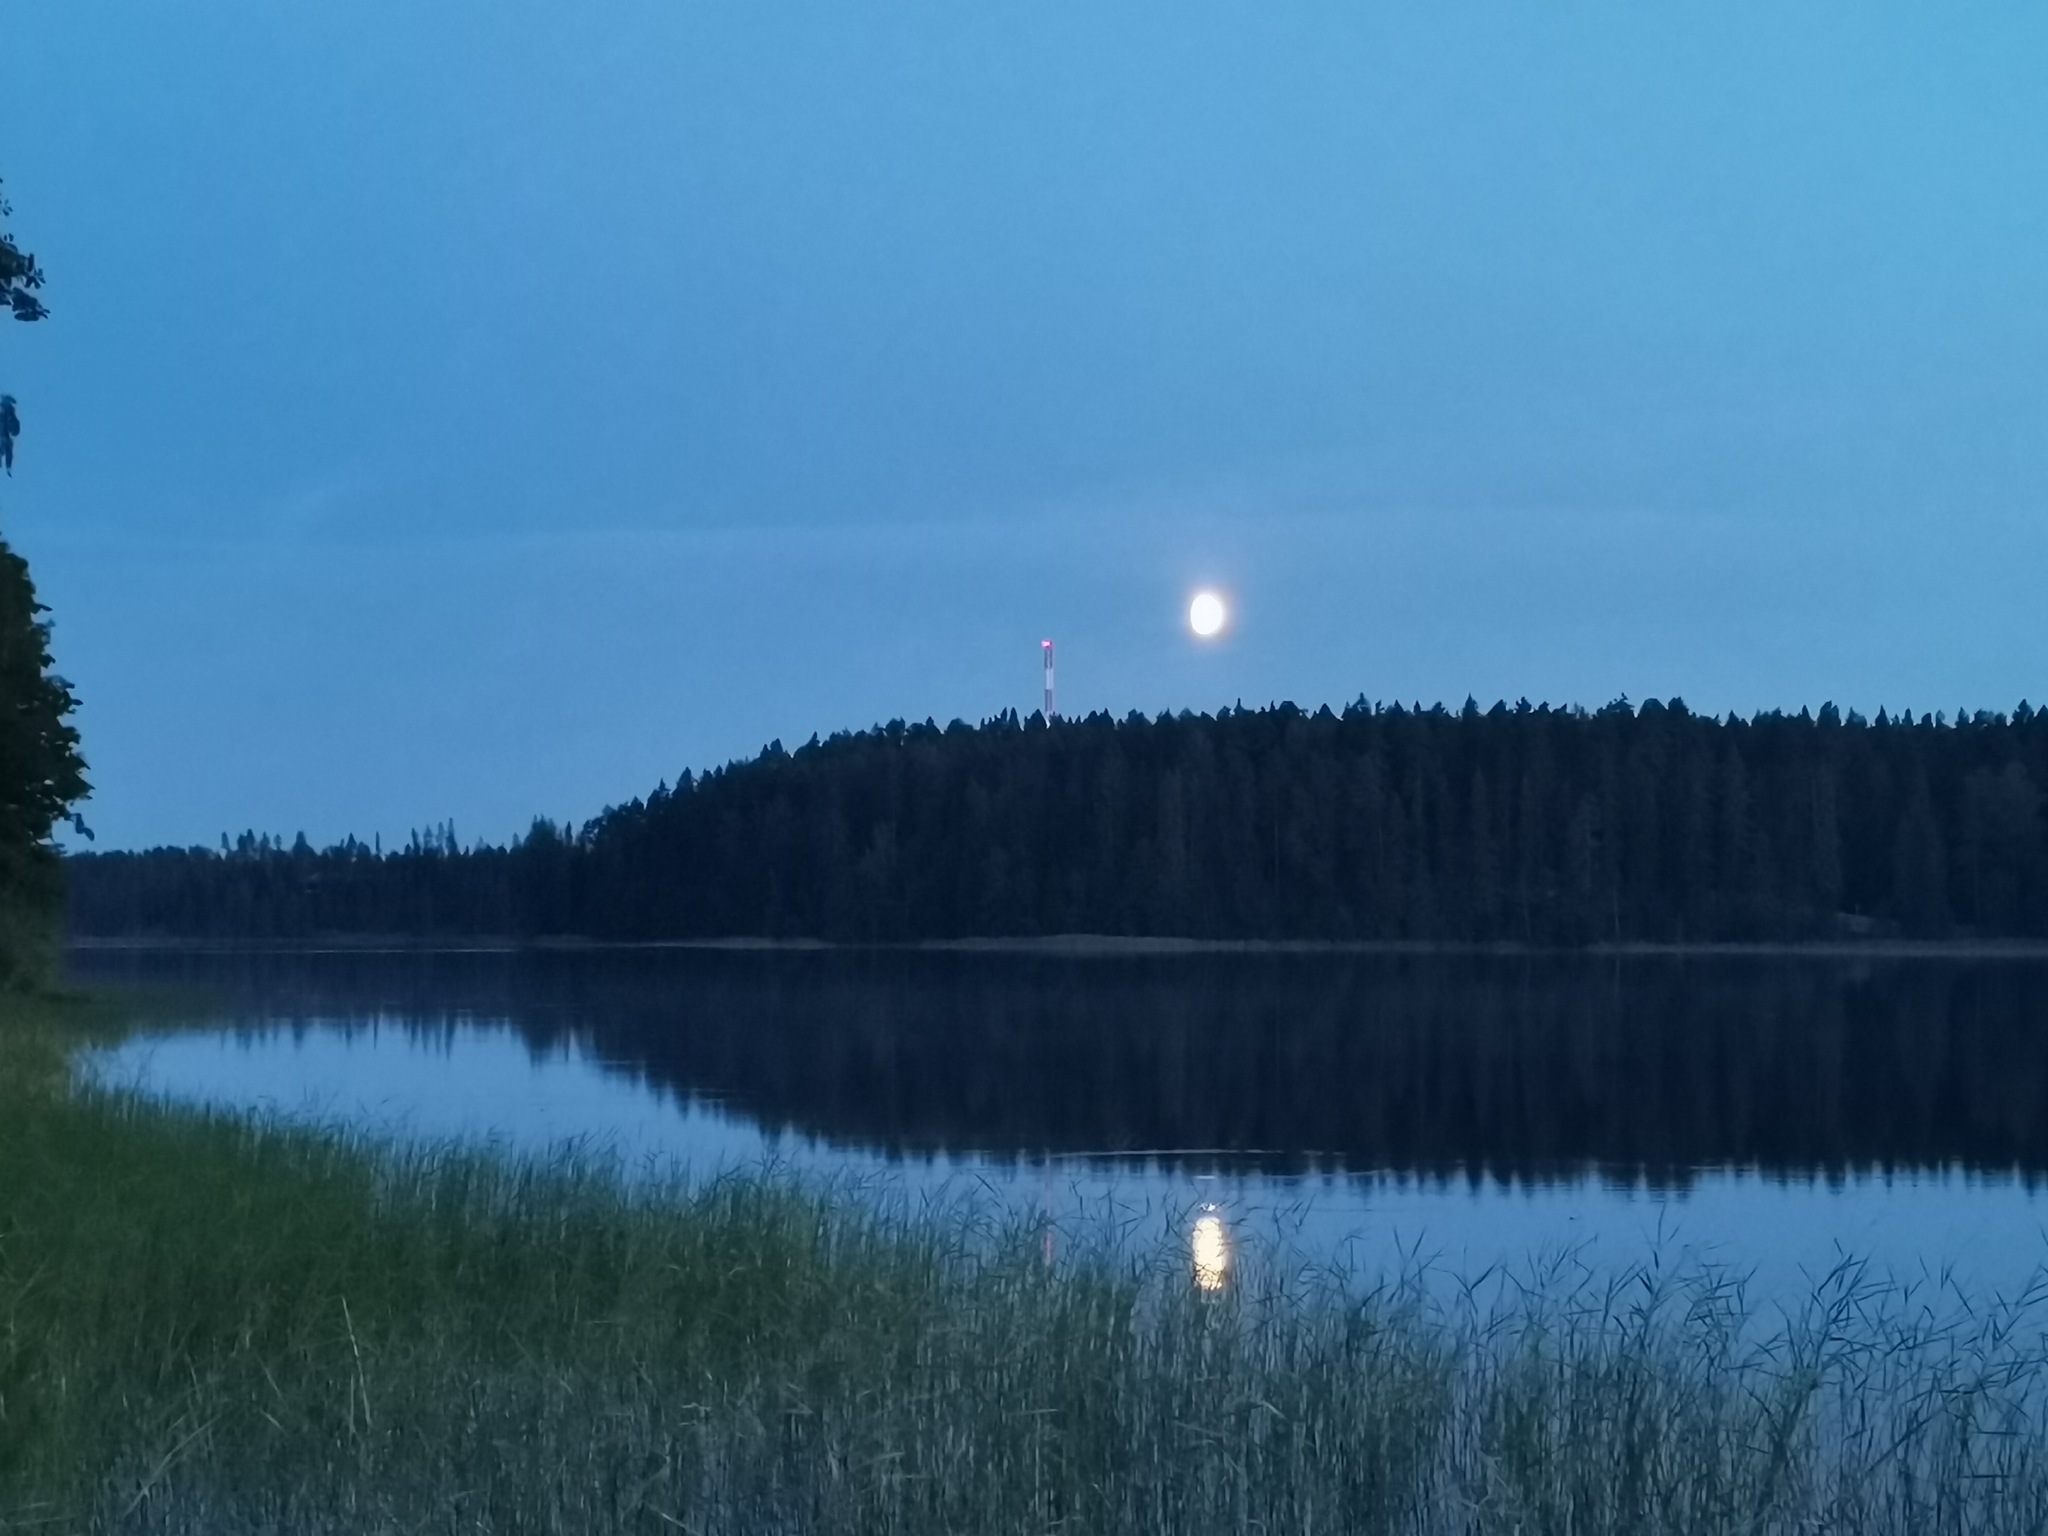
(1, 176), (49, 476)
(0, 176), (87, 985)
(68, 697), (2048, 948)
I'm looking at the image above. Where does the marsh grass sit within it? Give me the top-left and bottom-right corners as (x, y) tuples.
(7, 994), (2048, 1533)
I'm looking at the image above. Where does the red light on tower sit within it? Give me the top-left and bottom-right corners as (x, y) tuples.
(1042, 640), (1057, 723)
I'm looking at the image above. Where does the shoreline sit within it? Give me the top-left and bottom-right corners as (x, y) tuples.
(63, 932), (2048, 960)
(7, 989), (2048, 1529)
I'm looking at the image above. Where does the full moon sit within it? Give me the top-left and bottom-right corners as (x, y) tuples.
(1189, 591), (1228, 638)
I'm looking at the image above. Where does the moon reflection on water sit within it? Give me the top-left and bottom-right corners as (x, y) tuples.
(1191, 1207), (1231, 1292)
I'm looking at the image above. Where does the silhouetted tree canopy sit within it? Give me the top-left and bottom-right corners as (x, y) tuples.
(0, 177), (87, 986)
(0, 181), (48, 326)
(68, 698), (2048, 946)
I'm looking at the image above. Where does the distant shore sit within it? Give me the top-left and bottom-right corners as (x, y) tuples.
(63, 932), (2048, 960)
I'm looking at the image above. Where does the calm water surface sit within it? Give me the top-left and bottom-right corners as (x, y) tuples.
(70, 947), (2048, 1303)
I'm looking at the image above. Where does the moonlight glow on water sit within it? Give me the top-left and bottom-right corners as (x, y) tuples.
(1191, 1209), (1231, 1291)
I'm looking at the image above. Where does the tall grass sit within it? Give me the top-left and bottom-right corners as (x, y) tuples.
(7, 994), (2048, 1533)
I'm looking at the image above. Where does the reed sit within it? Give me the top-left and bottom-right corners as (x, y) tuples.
(6, 993), (2048, 1534)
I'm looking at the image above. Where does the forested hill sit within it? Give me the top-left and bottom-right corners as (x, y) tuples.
(66, 697), (2048, 945)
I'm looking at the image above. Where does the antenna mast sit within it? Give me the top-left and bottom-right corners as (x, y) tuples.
(1042, 640), (1057, 723)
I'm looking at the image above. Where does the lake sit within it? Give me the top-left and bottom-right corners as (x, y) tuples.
(69, 945), (2048, 1306)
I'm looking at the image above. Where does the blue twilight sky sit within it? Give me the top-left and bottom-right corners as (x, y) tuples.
(2, 3), (2045, 848)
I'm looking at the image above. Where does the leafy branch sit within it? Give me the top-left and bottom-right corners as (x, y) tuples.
(1, 176), (46, 477)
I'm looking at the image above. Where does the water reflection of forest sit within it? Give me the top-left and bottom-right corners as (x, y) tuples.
(73, 949), (2048, 1185)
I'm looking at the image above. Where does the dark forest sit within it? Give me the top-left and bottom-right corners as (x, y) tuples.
(66, 696), (2048, 945)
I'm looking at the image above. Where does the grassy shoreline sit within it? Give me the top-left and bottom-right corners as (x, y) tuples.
(9, 992), (2048, 1533)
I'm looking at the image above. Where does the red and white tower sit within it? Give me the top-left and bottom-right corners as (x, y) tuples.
(1041, 639), (1057, 723)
